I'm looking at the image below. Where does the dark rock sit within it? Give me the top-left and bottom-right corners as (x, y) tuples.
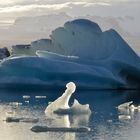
(0, 47), (10, 59)
(31, 125), (91, 133)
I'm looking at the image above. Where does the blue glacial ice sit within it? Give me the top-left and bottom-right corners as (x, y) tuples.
(1, 19), (140, 89)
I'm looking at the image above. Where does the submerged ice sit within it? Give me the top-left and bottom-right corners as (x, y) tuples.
(0, 19), (140, 89)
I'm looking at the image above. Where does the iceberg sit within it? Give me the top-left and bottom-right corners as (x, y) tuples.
(43, 82), (91, 136)
(45, 82), (91, 115)
(0, 19), (140, 89)
(45, 82), (76, 114)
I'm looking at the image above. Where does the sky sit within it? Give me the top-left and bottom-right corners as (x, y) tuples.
(0, 0), (139, 25)
(0, 0), (139, 51)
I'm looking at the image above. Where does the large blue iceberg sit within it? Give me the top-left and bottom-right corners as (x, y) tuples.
(1, 19), (140, 89)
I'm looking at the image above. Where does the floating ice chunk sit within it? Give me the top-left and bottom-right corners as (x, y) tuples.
(44, 82), (91, 129)
(23, 95), (30, 99)
(35, 96), (47, 99)
(118, 115), (131, 121)
(117, 101), (133, 110)
(45, 82), (91, 115)
(31, 125), (91, 133)
(9, 102), (23, 106)
(25, 100), (29, 104)
(117, 101), (140, 113)
(45, 82), (76, 114)
(107, 120), (113, 123)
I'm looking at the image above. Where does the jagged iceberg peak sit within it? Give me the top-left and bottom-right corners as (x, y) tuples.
(11, 19), (138, 63)
(64, 19), (102, 33)
(48, 19), (138, 62)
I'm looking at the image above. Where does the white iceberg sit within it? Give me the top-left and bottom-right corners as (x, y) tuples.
(43, 82), (91, 138)
(45, 82), (91, 115)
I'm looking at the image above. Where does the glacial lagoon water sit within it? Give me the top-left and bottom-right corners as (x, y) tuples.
(0, 89), (140, 140)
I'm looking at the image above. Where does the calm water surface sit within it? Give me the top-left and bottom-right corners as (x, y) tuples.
(0, 89), (140, 140)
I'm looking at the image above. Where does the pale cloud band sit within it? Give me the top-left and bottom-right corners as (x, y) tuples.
(0, 0), (138, 6)
(0, 0), (139, 25)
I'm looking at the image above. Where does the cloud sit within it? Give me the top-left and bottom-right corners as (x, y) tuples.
(0, 2), (111, 16)
(0, 0), (38, 6)
(0, 0), (139, 25)
(0, 3), (70, 13)
(0, 0), (138, 7)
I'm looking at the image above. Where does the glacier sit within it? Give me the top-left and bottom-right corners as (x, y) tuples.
(0, 19), (140, 89)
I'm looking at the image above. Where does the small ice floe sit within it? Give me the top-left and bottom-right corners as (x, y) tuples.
(5, 117), (39, 123)
(31, 125), (91, 133)
(25, 100), (29, 104)
(45, 82), (91, 115)
(117, 101), (140, 112)
(35, 96), (47, 99)
(117, 101), (133, 110)
(9, 102), (22, 106)
(23, 95), (30, 99)
(107, 120), (113, 123)
(118, 115), (131, 121)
